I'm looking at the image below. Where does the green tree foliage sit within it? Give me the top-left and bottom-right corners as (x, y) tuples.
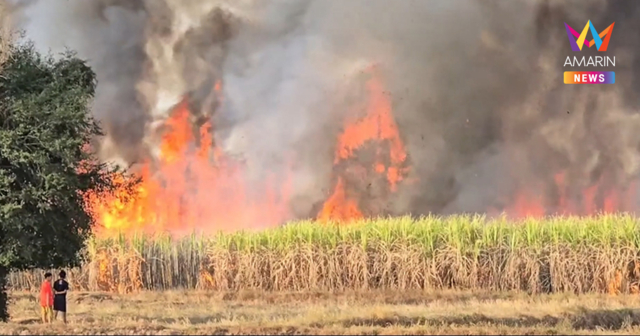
(0, 40), (130, 321)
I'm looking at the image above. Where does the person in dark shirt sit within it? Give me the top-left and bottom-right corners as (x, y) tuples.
(53, 270), (69, 324)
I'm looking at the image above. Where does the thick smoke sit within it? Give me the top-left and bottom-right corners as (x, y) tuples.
(7, 0), (640, 220)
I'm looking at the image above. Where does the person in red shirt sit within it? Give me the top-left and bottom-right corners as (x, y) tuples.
(40, 272), (53, 323)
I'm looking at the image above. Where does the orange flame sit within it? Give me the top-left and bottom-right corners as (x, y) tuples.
(87, 82), (293, 236)
(318, 66), (409, 222)
(87, 68), (413, 234)
(498, 169), (638, 218)
(317, 177), (363, 222)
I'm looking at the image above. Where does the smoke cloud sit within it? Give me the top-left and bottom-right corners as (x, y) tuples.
(7, 0), (640, 223)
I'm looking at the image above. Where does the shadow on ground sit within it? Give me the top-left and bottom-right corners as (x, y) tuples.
(571, 308), (640, 330)
(7, 309), (640, 335)
(341, 308), (640, 331)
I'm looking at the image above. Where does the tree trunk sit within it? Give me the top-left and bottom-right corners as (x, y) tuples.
(0, 265), (8, 322)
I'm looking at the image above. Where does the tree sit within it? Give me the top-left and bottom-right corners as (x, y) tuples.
(0, 39), (128, 320)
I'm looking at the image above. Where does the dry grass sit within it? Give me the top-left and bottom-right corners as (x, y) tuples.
(9, 215), (640, 295)
(4, 289), (640, 335)
(7, 215), (640, 334)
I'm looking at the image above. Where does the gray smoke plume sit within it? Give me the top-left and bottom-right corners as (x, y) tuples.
(7, 0), (640, 226)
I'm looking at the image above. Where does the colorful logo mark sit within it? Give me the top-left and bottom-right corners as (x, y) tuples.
(564, 71), (615, 84)
(564, 21), (615, 52)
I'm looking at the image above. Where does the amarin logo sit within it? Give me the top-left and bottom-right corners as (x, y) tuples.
(563, 20), (616, 84)
(564, 20), (615, 52)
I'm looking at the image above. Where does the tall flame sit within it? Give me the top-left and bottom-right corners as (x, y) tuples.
(86, 66), (412, 234)
(318, 66), (410, 222)
(87, 84), (293, 236)
(85, 62), (639, 233)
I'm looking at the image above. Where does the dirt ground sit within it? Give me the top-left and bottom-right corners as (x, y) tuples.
(3, 289), (640, 335)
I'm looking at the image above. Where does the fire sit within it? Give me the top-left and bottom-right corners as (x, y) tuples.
(87, 83), (293, 236)
(84, 60), (638, 233)
(335, 69), (408, 190)
(498, 170), (638, 218)
(86, 65), (413, 234)
(317, 177), (363, 222)
(317, 66), (410, 222)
